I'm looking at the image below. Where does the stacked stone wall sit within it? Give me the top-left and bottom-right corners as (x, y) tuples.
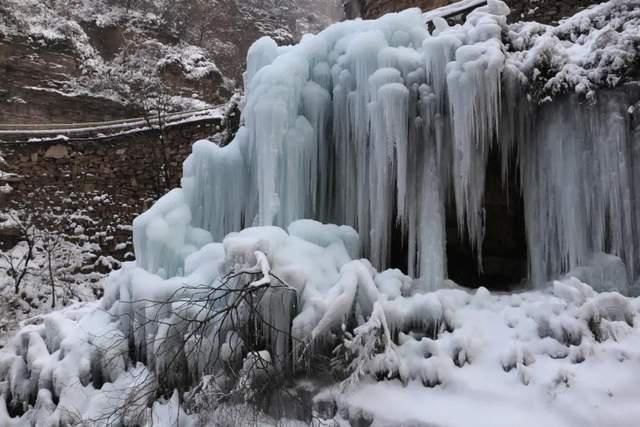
(0, 119), (222, 263)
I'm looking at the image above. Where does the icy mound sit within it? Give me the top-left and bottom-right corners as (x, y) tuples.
(133, 0), (640, 292)
(1, 222), (639, 425)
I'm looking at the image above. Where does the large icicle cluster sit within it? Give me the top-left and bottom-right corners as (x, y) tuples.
(520, 89), (640, 287)
(133, 0), (640, 290)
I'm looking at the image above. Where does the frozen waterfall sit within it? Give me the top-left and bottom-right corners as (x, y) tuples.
(3, 1), (640, 424)
(134, 0), (640, 291)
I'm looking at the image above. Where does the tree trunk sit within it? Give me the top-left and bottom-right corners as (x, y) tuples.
(14, 239), (34, 295)
(48, 249), (56, 308)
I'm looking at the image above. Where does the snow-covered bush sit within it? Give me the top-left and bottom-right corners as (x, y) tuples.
(507, 0), (640, 100)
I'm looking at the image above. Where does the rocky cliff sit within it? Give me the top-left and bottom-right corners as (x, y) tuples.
(0, 0), (342, 124)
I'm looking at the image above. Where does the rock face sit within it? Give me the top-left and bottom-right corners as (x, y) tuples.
(0, 0), (342, 124)
(0, 38), (138, 124)
(346, 0), (602, 24)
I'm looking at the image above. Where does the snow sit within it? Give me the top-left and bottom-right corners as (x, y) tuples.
(506, 0), (640, 100)
(0, 171), (21, 183)
(423, 0), (490, 23)
(339, 282), (640, 427)
(0, 214), (105, 347)
(0, 221), (638, 425)
(0, 107), (225, 143)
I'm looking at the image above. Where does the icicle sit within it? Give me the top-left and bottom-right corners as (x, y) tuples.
(302, 82), (332, 219)
(346, 30), (389, 256)
(133, 189), (212, 277)
(132, 1), (638, 294)
(332, 68), (357, 226)
(257, 286), (297, 372)
(279, 116), (315, 227)
(244, 36), (279, 92)
(521, 89), (640, 286)
(253, 98), (288, 226)
(182, 140), (247, 241)
(312, 62), (333, 93)
(367, 68), (403, 268)
(379, 83), (410, 226)
(422, 29), (462, 111)
(446, 38), (504, 266)
(416, 84), (447, 290)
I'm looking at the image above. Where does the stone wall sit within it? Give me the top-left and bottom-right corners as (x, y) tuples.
(506, 0), (601, 24)
(346, 0), (602, 23)
(0, 118), (223, 263)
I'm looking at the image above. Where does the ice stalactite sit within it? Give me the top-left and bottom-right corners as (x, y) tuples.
(519, 88), (640, 288)
(445, 2), (506, 265)
(183, 140), (248, 241)
(301, 81), (330, 219)
(367, 68), (404, 268)
(414, 84), (446, 290)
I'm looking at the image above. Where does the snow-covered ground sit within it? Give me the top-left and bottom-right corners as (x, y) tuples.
(337, 282), (640, 427)
(0, 221), (637, 426)
(0, 212), (106, 348)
